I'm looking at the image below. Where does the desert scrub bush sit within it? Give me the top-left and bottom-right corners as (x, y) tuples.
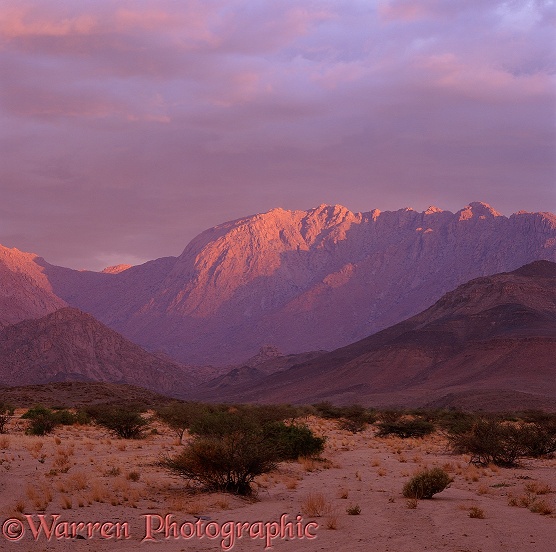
(312, 402), (343, 420)
(448, 419), (529, 467)
(516, 421), (556, 457)
(346, 504), (361, 515)
(263, 422), (325, 460)
(87, 405), (149, 439)
(337, 405), (376, 433)
(22, 405), (85, 435)
(468, 506), (485, 519)
(312, 402), (376, 431)
(162, 434), (278, 495)
(421, 409), (477, 435)
(0, 402), (14, 433)
(162, 409), (323, 495)
(22, 406), (59, 435)
(376, 418), (435, 439)
(402, 467), (453, 499)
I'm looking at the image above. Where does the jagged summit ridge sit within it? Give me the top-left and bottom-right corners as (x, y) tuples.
(33, 201), (555, 365)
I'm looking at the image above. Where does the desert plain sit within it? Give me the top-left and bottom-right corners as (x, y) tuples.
(0, 411), (554, 552)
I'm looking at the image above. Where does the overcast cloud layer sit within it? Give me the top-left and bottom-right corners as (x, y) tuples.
(1, 0), (555, 270)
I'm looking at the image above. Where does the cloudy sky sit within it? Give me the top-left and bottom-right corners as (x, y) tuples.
(1, 0), (554, 270)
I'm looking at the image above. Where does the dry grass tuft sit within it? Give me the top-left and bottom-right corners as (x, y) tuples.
(529, 500), (553, 515)
(406, 498), (418, 509)
(60, 495), (72, 510)
(301, 492), (332, 517)
(214, 497), (230, 510)
(525, 482), (552, 495)
(285, 478), (298, 490)
(25, 482), (53, 511)
(325, 512), (339, 529)
(468, 506), (485, 519)
(338, 488), (349, 499)
(184, 499), (206, 515)
(346, 504), (361, 515)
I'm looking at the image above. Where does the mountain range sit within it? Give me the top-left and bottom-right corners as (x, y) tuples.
(2, 202), (555, 365)
(191, 260), (555, 409)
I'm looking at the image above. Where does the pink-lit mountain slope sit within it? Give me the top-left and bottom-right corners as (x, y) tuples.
(40, 202), (556, 365)
(0, 308), (199, 396)
(192, 261), (556, 410)
(0, 245), (66, 326)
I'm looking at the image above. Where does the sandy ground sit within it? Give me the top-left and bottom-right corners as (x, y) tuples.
(0, 412), (554, 552)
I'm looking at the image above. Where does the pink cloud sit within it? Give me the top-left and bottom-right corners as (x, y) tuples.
(0, 0), (553, 269)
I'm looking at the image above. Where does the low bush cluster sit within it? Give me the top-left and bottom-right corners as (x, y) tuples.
(448, 417), (556, 467)
(163, 408), (324, 495)
(312, 402), (376, 433)
(85, 405), (149, 439)
(21, 406), (84, 435)
(376, 418), (435, 439)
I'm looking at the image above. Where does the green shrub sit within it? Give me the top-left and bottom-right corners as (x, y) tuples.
(22, 406), (60, 435)
(264, 422), (325, 460)
(53, 410), (77, 426)
(312, 402), (343, 419)
(402, 468), (452, 499)
(337, 405), (376, 433)
(417, 409), (478, 435)
(517, 421), (556, 457)
(376, 418), (435, 438)
(88, 406), (149, 439)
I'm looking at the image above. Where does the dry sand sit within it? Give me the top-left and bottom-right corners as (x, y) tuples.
(0, 413), (554, 551)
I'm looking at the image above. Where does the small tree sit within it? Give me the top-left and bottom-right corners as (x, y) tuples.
(163, 432), (278, 495)
(264, 422), (325, 460)
(403, 468), (452, 499)
(156, 402), (209, 443)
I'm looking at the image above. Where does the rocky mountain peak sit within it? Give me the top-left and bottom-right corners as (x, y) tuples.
(458, 201), (502, 220)
(101, 264), (132, 274)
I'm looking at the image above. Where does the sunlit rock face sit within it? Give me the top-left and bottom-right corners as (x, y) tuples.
(0, 245), (67, 326)
(3, 203), (556, 365)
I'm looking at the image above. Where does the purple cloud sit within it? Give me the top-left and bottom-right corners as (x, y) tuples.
(0, 0), (554, 270)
